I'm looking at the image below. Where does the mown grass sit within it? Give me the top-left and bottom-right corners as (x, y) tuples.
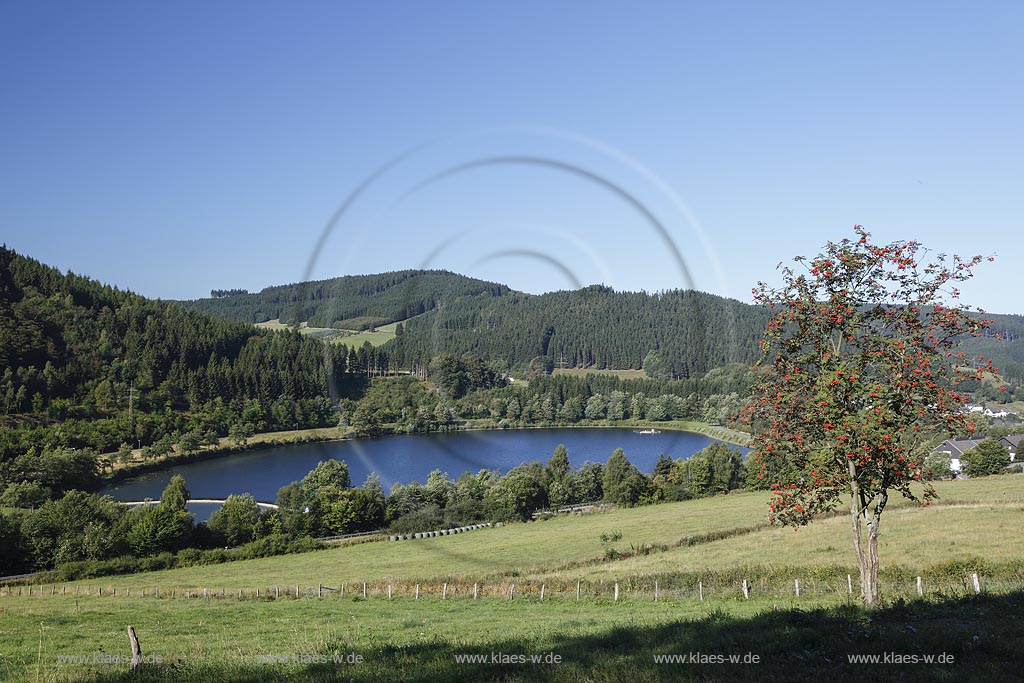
(329, 319), (407, 348)
(2, 476), (1022, 682)
(1, 589), (1022, 682)
(50, 493), (773, 590)
(37, 476), (1024, 595)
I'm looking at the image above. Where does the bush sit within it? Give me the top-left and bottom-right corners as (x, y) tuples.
(389, 506), (443, 534)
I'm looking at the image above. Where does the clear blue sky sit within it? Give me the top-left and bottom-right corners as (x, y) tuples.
(2, 2), (1022, 313)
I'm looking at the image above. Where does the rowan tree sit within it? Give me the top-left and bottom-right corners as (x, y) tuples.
(743, 226), (1005, 605)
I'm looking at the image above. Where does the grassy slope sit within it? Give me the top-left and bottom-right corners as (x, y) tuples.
(46, 477), (1024, 594)
(330, 320), (402, 347)
(2, 477), (1022, 683)
(6, 592), (1023, 683)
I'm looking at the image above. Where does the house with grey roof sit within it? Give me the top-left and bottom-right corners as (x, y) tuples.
(932, 434), (1021, 474)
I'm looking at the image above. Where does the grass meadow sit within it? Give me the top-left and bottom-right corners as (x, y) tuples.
(2, 475), (1021, 682)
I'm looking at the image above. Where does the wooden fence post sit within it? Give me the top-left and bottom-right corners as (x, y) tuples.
(442, 583), (447, 600)
(614, 583), (619, 601)
(540, 584), (545, 601)
(654, 581), (658, 602)
(509, 584), (515, 600)
(387, 584), (392, 599)
(295, 585), (300, 598)
(275, 586), (279, 600)
(916, 576), (923, 597)
(126, 626), (143, 670)
(794, 579), (799, 597)
(415, 584), (420, 600)
(362, 582), (367, 598)
(318, 584), (322, 598)
(742, 580), (749, 599)
(698, 581), (703, 602)
(576, 579), (581, 602)
(972, 573), (981, 594)
(848, 574), (853, 595)
(473, 583), (478, 600)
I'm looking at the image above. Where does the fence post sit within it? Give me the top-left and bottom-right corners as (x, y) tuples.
(275, 586), (279, 600)
(318, 584), (322, 598)
(916, 576), (923, 597)
(742, 580), (749, 600)
(794, 579), (799, 598)
(614, 583), (619, 601)
(442, 583), (447, 600)
(415, 584), (420, 600)
(473, 583), (478, 600)
(362, 582), (367, 598)
(127, 626), (143, 670)
(698, 581), (703, 602)
(848, 574), (853, 595)
(540, 584), (545, 601)
(509, 584), (515, 601)
(972, 573), (981, 594)
(295, 585), (300, 598)
(576, 579), (581, 602)
(654, 581), (658, 602)
(387, 584), (392, 600)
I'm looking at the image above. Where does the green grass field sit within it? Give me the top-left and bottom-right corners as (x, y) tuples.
(329, 319), (411, 348)
(3, 476), (1022, 682)
(6, 591), (1023, 683)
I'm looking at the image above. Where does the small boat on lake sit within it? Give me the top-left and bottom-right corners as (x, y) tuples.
(634, 428), (661, 434)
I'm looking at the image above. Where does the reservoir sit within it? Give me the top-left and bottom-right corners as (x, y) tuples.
(103, 428), (746, 518)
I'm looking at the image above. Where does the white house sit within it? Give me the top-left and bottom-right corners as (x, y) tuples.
(932, 434), (1021, 474)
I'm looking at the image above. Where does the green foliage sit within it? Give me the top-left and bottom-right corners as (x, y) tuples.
(922, 451), (955, 480)
(160, 474), (190, 511)
(18, 490), (124, 569)
(0, 246), (341, 501)
(302, 459), (352, 491)
(430, 353), (506, 399)
(122, 504), (192, 556)
(206, 494), (262, 546)
(962, 438), (1010, 477)
(0, 480), (50, 508)
(672, 442), (747, 497)
(745, 227), (1001, 604)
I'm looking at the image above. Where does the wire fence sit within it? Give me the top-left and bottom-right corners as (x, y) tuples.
(3, 572), (1019, 603)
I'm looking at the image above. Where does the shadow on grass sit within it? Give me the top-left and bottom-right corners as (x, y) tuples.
(85, 591), (1022, 683)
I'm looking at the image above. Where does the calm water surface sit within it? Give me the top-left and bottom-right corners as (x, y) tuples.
(103, 428), (746, 518)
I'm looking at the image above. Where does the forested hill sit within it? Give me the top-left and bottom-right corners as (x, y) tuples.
(182, 268), (1024, 382)
(0, 246), (342, 482)
(178, 270), (512, 329)
(385, 286), (770, 378)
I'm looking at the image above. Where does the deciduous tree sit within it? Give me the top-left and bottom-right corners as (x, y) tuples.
(744, 226), (1003, 605)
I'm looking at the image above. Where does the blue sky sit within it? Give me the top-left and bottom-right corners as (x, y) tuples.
(2, 2), (1022, 313)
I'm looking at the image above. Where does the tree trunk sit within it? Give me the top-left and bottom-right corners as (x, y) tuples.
(850, 475), (888, 606)
(864, 490), (887, 606)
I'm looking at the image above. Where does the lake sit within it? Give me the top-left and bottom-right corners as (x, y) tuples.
(102, 428), (746, 519)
